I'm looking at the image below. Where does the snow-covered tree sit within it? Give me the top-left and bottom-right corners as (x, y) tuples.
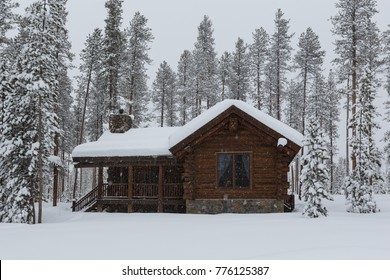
(121, 11), (153, 126)
(177, 50), (194, 125)
(323, 70), (340, 193)
(331, 0), (378, 171)
(103, 0), (124, 113)
(345, 69), (381, 213)
(0, 0), (19, 52)
(77, 28), (105, 143)
(230, 37), (250, 101)
(0, 0), (65, 223)
(307, 72), (327, 126)
(249, 27), (269, 110)
(152, 61), (177, 127)
(50, 0), (73, 206)
(383, 26), (390, 178)
(218, 51), (232, 101)
(333, 157), (347, 194)
(192, 15), (218, 116)
(294, 27), (325, 133)
(284, 79), (303, 132)
(0, 0), (19, 128)
(300, 117), (333, 218)
(263, 60), (277, 117)
(383, 25), (390, 95)
(269, 9), (293, 120)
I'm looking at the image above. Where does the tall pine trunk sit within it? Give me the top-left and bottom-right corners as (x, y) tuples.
(53, 134), (59, 206)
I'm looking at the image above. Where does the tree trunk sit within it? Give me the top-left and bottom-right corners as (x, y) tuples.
(53, 134), (59, 206)
(346, 79), (350, 177)
(330, 118), (334, 194)
(302, 67), (308, 134)
(351, 14), (357, 171)
(276, 55), (281, 120)
(37, 95), (44, 224)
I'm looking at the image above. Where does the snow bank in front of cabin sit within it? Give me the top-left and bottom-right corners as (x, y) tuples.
(0, 195), (389, 260)
(169, 99), (304, 148)
(72, 127), (180, 158)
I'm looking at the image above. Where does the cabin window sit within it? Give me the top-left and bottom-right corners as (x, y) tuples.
(217, 153), (250, 188)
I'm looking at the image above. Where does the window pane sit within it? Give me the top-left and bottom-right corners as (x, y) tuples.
(235, 154), (250, 188)
(218, 154), (233, 188)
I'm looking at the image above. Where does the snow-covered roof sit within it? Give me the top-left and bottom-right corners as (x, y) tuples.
(169, 99), (303, 148)
(72, 100), (303, 159)
(72, 127), (180, 158)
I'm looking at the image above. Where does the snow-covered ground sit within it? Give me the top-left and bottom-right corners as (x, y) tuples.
(0, 195), (389, 260)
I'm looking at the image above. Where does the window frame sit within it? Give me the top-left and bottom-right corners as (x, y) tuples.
(216, 151), (252, 190)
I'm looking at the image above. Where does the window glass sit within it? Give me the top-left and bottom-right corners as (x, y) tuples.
(218, 154), (233, 187)
(217, 153), (250, 189)
(235, 154), (250, 188)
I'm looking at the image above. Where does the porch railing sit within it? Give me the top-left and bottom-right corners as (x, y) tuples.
(133, 183), (158, 198)
(102, 183), (128, 197)
(73, 182), (183, 212)
(163, 183), (184, 198)
(101, 183), (184, 199)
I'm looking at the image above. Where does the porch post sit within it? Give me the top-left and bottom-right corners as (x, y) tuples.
(127, 166), (133, 213)
(158, 165), (164, 213)
(97, 166), (103, 212)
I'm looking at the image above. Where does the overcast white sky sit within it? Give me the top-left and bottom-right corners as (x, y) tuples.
(17, 0), (390, 155)
(62, 0), (390, 74)
(17, 0), (390, 82)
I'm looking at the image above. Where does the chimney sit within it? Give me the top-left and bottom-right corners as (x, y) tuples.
(109, 109), (132, 133)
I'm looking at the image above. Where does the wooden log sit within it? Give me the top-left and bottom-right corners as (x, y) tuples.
(127, 166), (133, 213)
(158, 165), (163, 212)
(97, 167), (103, 212)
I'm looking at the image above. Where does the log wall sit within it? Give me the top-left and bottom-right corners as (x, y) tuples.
(185, 121), (292, 202)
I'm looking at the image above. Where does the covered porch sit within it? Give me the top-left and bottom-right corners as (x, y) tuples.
(72, 157), (185, 213)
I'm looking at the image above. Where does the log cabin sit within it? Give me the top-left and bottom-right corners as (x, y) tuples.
(72, 100), (303, 214)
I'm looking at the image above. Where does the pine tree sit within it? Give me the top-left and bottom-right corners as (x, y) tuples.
(230, 37), (250, 101)
(383, 26), (390, 177)
(0, 0), (63, 223)
(77, 28), (105, 142)
(294, 27), (325, 134)
(345, 69), (381, 213)
(0, 0), (18, 128)
(324, 70), (340, 193)
(333, 157), (347, 194)
(152, 61), (177, 127)
(383, 26), (390, 95)
(103, 0), (124, 114)
(331, 0), (378, 171)
(177, 50), (194, 125)
(0, 0), (19, 51)
(269, 9), (293, 120)
(192, 15), (218, 116)
(0, 62), (13, 131)
(249, 27), (269, 110)
(263, 61), (277, 117)
(122, 11), (154, 126)
(284, 79), (303, 132)
(50, 0), (73, 206)
(300, 117), (333, 218)
(307, 72), (327, 126)
(218, 52), (232, 101)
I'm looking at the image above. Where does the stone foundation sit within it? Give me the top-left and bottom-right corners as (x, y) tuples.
(186, 199), (284, 214)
